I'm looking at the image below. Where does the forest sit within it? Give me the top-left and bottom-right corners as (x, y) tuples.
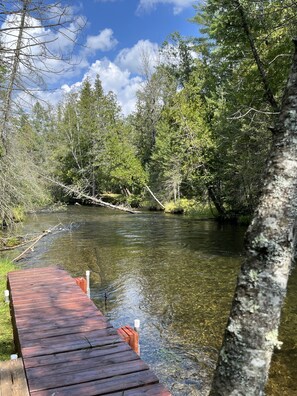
(1, 1), (296, 226)
(1, 2), (297, 395)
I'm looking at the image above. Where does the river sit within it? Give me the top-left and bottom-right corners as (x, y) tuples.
(3, 206), (297, 395)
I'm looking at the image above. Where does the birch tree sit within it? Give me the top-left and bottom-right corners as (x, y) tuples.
(210, 39), (297, 395)
(0, 0), (84, 225)
(0, 0), (85, 151)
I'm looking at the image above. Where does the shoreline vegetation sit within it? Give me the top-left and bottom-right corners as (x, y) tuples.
(0, 259), (16, 360)
(1, 194), (251, 236)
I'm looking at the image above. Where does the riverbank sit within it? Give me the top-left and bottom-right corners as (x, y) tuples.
(0, 259), (16, 360)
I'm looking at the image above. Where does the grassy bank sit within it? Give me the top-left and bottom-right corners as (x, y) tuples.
(164, 199), (218, 218)
(0, 259), (16, 360)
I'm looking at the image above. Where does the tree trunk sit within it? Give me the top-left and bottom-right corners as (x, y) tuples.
(1, 0), (30, 150)
(236, 0), (279, 113)
(39, 174), (138, 214)
(210, 40), (297, 395)
(144, 184), (165, 209)
(207, 184), (226, 217)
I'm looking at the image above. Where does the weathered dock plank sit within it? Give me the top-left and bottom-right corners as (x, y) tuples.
(8, 266), (171, 396)
(24, 343), (131, 368)
(0, 358), (29, 396)
(31, 370), (160, 396)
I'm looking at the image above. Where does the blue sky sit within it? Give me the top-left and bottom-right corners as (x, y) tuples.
(83, 0), (199, 54)
(2, 0), (200, 114)
(56, 0), (200, 114)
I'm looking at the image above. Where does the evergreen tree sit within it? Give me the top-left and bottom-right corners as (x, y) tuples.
(151, 71), (213, 202)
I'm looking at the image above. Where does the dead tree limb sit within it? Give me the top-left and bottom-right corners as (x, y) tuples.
(144, 184), (165, 209)
(12, 223), (62, 262)
(41, 174), (138, 214)
(0, 236), (38, 251)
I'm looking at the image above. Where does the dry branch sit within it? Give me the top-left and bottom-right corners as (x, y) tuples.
(0, 236), (37, 251)
(40, 174), (138, 214)
(12, 223), (62, 262)
(144, 184), (165, 209)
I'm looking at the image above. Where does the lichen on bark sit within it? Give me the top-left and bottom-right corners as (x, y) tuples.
(210, 39), (297, 396)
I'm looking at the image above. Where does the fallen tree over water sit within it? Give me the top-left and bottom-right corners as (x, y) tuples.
(40, 175), (138, 214)
(12, 223), (63, 262)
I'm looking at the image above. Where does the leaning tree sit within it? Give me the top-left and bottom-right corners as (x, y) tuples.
(210, 39), (297, 395)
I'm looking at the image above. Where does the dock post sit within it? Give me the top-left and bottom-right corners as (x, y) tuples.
(134, 319), (140, 331)
(4, 289), (10, 303)
(134, 319), (140, 355)
(86, 270), (90, 298)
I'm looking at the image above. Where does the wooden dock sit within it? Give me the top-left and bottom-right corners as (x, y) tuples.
(0, 358), (29, 396)
(7, 267), (171, 396)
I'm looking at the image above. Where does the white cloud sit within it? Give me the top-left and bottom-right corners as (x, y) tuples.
(85, 29), (118, 53)
(84, 59), (143, 115)
(49, 57), (142, 115)
(1, 11), (157, 116)
(0, 13), (87, 86)
(115, 39), (159, 75)
(136, 0), (194, 15)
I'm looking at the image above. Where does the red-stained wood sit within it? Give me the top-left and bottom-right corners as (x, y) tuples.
(8, 267), (63, 278)
(25, 350), (139, 379)
(13, 297), (96, 312)
(7, 267), (171, 396)
(24, 343), (131, 368)
(117, 325), (140, 355)
(28, 359), (148, 391)
(13, 311), (106, 331)
(74, 276), (87, 293)
(108, 384), (172, 395)
(22, 333), (122, 358)
(31, 370), (159, 396)
(20, 327), (118, 349)
(18, 321), (112, 341)
(13, 304), (98, 321)
(17, 314), (109, 333)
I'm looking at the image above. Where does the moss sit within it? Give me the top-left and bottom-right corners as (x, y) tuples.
(100, 193), (142, 208)
(0, 259), (16, 360)
(4, 237), (20, 247)
(126, 194), (142, 208)
(164, 199), (217, 218)
(11, 206), (25, 222)
(238, 215), (252, 225)
(249, 269), (259, 284)
(266, 330), (283, 350)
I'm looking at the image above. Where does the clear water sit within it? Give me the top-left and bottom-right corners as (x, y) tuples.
(3, 206), (297, 395)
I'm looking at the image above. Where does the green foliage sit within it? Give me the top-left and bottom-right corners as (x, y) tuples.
(238, 214), (252, 226)
(133, 65), (178, 165)
(11, 207), (24, 223)
(187, 0), (297, 217)
(0, 259), (16, 360)
(50, 76), (147, 198)
(3, 237), (19, 248)
(164, 198), (217, 218)
(161, 32), (197, 88)
(99, 125), (148, 192)
(1, 0), (294, 222)
(150, 71), (214, 202)
(0, 133), (52, 226)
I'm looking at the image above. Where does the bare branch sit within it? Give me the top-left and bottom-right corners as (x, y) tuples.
(228, 107), (280, 120)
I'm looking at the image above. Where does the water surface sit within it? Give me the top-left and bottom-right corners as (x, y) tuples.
(3, 206), (297, 395)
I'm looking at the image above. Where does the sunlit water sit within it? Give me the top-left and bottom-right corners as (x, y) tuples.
(2, 206), (297, 395)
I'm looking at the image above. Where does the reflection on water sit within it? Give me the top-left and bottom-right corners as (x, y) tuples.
(3, 206), (297, 395)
